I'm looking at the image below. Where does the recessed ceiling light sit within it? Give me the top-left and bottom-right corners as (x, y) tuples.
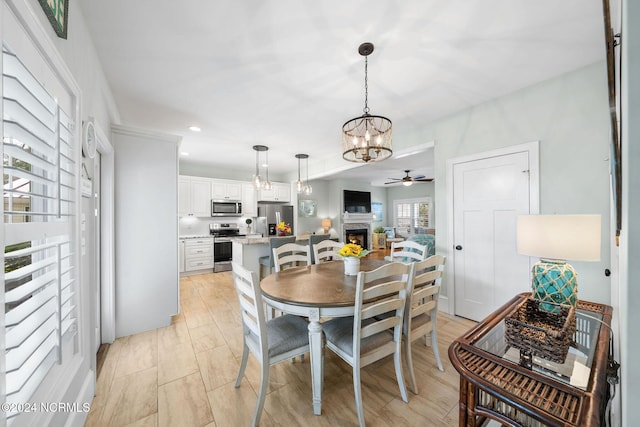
(181, 152), (190, 156)
(188, 126), (201, 132)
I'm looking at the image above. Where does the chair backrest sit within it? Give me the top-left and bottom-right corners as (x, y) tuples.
(313, 240), (344, 264)
(231, 262), (267, 357)
(308, 234), (331, 263)
(267, 236), (296, 267)
(273, 242), (311, 272)
(389, 240), (428, 262)
(405, 255), (446, 334)
(353, 262), (415, 357)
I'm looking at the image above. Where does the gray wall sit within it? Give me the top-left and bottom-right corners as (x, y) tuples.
(113, 126), (180, 337)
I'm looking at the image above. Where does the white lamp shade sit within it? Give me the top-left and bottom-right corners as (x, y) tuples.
(516, 215), (601, 261)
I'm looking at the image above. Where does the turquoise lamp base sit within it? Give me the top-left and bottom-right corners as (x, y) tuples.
(531, 259), (578, 313)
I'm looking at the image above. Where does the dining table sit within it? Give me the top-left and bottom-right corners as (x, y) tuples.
(260, 258), (387, 415)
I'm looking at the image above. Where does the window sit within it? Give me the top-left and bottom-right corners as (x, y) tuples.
(3, 44), (78, 423)
(393, 198), (432, 237)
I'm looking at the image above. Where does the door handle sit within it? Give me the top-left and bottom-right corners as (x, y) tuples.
(455, 245), (463, 250)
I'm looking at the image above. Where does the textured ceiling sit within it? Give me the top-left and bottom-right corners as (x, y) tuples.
(79, 0), (606, 185)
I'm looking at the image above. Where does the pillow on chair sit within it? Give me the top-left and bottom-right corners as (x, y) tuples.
(383, 227), (395, 238)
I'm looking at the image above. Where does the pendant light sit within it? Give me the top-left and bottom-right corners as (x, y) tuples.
(342, 42), (392, 163)
(295, 153), (308, 193)
(252, 145), (268, 190)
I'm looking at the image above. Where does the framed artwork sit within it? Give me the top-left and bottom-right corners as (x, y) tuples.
(299, 199), (317, 217)
(38, 0), (69, 39)
(371, 202), (383, 221)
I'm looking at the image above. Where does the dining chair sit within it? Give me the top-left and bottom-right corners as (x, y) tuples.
(272, 242), (311, 272)
(322, 262), (415, 427)
(312, 240), (344, 264)
(403, 255), (446, 394)
(308, 233), (331, 263)
(231, 263), (310, 427)
(258, 236), (296, 279)
(384, 240), (428, 263)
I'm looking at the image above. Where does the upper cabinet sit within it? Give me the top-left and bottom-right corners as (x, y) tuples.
(258, 182), (291, 203)
(211, 179), (242, 201)
(179, 176), (212, 217)
(242, 184), (257, 217)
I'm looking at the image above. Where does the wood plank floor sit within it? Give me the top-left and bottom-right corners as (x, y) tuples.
(85, 254), (476, 426)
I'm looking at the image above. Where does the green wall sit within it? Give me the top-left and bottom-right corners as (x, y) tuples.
(430, 63), (610, 303)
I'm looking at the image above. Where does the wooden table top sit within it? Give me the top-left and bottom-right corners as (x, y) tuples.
(260, 259), (386, 307)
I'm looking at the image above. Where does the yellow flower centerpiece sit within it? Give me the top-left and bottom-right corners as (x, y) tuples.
(339, 243), (368, 258)
(275, 221), (291, 236)
(338, 243), (369, 276)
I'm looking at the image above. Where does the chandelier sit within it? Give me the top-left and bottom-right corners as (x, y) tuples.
(342, 42), (392, 163)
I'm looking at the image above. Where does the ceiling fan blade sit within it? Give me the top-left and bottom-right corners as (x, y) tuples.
(413, 178), (434, 182)
(413, 175), (426, 180)
(384, 180), (400, 185)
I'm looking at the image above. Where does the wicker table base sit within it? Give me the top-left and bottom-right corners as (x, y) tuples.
(448, 293), (612, 427)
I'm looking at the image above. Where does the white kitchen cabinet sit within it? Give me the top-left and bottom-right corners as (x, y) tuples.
(211, 179), (242, 200)
(184, 238), (214, 271)
(179, 175), (212, 217)
(258, 182), (291, 202)
(242, 183), (257, 216)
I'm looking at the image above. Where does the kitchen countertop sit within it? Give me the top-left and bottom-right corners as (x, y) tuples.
(231, 236), (269, 245)
(231, 235), (314, 245)
(180, 235), (213, 240)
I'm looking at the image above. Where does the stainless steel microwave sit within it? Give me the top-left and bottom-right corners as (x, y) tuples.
(211, 200), (242, 217)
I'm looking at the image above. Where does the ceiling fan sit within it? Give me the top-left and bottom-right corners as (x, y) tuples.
(384, 170), (433, 186)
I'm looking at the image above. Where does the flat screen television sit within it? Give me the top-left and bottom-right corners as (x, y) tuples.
(344, 190), (371, 213)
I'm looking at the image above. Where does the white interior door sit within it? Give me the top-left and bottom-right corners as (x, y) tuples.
(453, 150), (533, 321)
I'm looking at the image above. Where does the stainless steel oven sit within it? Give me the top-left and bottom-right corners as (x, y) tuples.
(210, 223), (244, 272)
(213, 238), (233, 272)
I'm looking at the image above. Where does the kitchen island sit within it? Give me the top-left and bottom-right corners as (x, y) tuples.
(231, 234), (315, 277)
(231, 237), (271, 277)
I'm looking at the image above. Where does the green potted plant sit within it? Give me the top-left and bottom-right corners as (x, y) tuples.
(373, 226), (387, 250)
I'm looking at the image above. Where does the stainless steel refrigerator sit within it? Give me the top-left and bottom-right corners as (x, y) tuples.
(256, 203), (294, 236)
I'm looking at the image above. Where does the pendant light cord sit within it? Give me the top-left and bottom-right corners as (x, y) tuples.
(363, 55), (369, 115)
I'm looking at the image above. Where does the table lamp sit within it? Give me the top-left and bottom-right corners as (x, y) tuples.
(516, 215), (601, 312)
(321, 218), (332, 234)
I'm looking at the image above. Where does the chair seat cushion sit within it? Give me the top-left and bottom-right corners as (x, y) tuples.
(411, 313), (429, 329)
(265, 314), (310, 357)
(323, 317), (393, 358)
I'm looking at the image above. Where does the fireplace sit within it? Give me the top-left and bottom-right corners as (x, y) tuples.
(345, 228), (368, 249)
(342, 222), (371, 250)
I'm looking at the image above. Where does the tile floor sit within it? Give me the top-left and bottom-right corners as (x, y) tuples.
(84, 259), (476, 426)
